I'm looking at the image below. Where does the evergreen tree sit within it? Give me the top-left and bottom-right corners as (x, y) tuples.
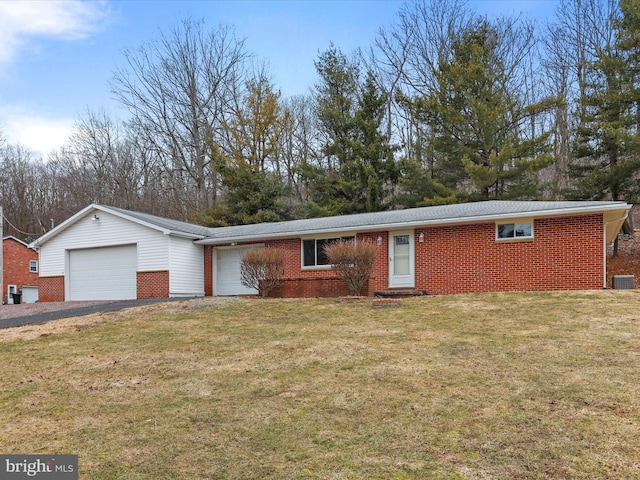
(412, 21), (555, 200)
(569, 1), (640, 204)
(302, 47), (397, 216)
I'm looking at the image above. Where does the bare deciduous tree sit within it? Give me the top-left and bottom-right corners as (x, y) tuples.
(324, 238), (378, 296)
(111, 19), (251, 217)
(240, 248), (286, 297)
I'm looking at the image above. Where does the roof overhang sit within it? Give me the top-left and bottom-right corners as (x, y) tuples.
(29, 204), (205, 249)
(196, 202), (633, 246)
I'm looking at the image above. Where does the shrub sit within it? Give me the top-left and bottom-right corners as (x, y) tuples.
(240, 248), (286, 297)
(324, 238), (378, 296)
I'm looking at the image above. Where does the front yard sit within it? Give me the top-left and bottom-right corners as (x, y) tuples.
(1, 292), (639, 479)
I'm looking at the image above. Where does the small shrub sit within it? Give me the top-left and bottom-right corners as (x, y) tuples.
(240, 248), (286, 297)
(324, 238), (378, 296)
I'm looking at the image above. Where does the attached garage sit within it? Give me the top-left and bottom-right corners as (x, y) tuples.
(21, 286), (39, 303)
(31, 205), (207, 302)
(215, 246), (261, 296)
(68, 244), (137, 301)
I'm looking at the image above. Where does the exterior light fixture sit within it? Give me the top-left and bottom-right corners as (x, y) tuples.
(92, 214), (100, 222)
(419, 233), (424, 243)
(377, 235), (383, 246)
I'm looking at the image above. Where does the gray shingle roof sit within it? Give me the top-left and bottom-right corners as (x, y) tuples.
(93, 200), (629, 245)
(103, 205), (212, 238)
(197, 200), (629, 244)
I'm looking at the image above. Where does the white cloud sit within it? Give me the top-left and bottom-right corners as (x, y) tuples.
(2, 111), (73, 159)
(0, 0), (111, 62)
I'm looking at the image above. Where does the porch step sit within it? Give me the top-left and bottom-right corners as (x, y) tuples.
(374, 289), (428, 298)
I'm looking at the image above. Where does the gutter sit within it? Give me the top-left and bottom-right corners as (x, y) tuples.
(196, 203), (633, 246)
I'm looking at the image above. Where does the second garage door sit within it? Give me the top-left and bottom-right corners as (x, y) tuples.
(69, 245), (137, 301)
(215, 246), (260, 296)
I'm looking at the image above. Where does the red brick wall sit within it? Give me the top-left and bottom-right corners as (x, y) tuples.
(137, 271), (169, 299)
(204, 247), (213, 296)
(204, 214), (605, 298)
(415, 214), (604, 295)
(3, 238), (39, 303)
(38, 276), (65, 302)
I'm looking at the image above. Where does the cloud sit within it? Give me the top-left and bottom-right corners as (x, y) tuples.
(0, 0), (111, 62)
(1, 110), (73, 159)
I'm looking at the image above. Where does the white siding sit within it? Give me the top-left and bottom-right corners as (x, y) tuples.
(168, 236), (204, 296)
(39, 211), (169, 277)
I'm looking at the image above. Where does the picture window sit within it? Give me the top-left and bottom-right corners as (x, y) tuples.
(302, 237), (354, 267)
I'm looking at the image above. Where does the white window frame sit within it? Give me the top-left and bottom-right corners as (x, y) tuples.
(496, 218), (534, 241)
(29, 260), (38, 273)
(301, 235), (355, 269)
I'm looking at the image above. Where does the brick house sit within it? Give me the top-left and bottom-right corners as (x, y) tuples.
(2, 236), (39, 304)
(29, 201), (631, 301)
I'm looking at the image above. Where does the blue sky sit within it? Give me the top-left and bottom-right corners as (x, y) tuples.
(0, 0), (559, 158)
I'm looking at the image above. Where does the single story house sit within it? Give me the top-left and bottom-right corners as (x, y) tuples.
(29, 200), (631, 302)
(2, 236), (39, 304)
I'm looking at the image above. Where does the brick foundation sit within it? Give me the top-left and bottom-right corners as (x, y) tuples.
(271, 277), (366, 298)
(38, 276), (65, 302)
(137, 271), (169, 299)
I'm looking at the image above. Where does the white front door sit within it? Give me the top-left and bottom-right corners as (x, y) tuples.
(389, 231), (415, 288)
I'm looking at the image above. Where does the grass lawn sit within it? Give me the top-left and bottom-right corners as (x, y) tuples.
(1, 291), (639, 479)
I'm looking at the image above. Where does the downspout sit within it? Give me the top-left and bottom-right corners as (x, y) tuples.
(603, 212), (629, 289)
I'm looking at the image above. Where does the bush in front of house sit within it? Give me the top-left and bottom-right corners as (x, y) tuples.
(240, 248), (286, 297)
(324, 238), (378, 297)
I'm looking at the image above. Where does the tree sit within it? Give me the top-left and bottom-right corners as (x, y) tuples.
(543, 0), (623, 196)
(303, 47), (397, 215)
(111, 19), (250, 217)
(240, 248), (286, 297)
(324, 238), (378, 296)
(201, 69), (293, 226)
(413, 21), (555, 200)
(568, 0), (640, 255)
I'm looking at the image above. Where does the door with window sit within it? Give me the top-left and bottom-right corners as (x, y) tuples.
(388, 231), (415, 288)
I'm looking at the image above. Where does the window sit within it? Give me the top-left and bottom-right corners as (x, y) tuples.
(302, 236), (354, 267)
(29, 260), (38, 273)
(496, 221), (533, 240)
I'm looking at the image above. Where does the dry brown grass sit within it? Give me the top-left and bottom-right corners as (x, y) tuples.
(1, 291), (639, 479)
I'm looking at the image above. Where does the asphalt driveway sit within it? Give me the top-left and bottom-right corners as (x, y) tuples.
(0, 298), (190, 329)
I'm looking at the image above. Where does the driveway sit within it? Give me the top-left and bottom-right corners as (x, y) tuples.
(0, 298), (190, 329)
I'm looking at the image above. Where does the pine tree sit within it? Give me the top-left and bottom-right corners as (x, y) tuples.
(569, 1), (640, 204)
(414, 21), (555, 200)
(302, 47), (397, 216)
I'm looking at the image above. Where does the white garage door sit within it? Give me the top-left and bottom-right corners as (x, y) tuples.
(21, 286), (38, 304)
(69, 245), (137, 301)
(215, 246), (260, 296)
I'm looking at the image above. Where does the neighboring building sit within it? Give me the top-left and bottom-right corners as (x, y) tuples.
(3, 236), (39, 304)
(29, 201), (632, 302)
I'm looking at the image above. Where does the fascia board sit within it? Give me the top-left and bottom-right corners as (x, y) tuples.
(166, 231), (207, 240)
(90, 207), (205, 239)
(99, 207), (207, 239)
(97, 206), (173, 235)
(195, 203), (632, 246)
(29, 204), (98, 248)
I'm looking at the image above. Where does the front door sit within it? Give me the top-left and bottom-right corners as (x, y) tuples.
(388, 231), (415, 288)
